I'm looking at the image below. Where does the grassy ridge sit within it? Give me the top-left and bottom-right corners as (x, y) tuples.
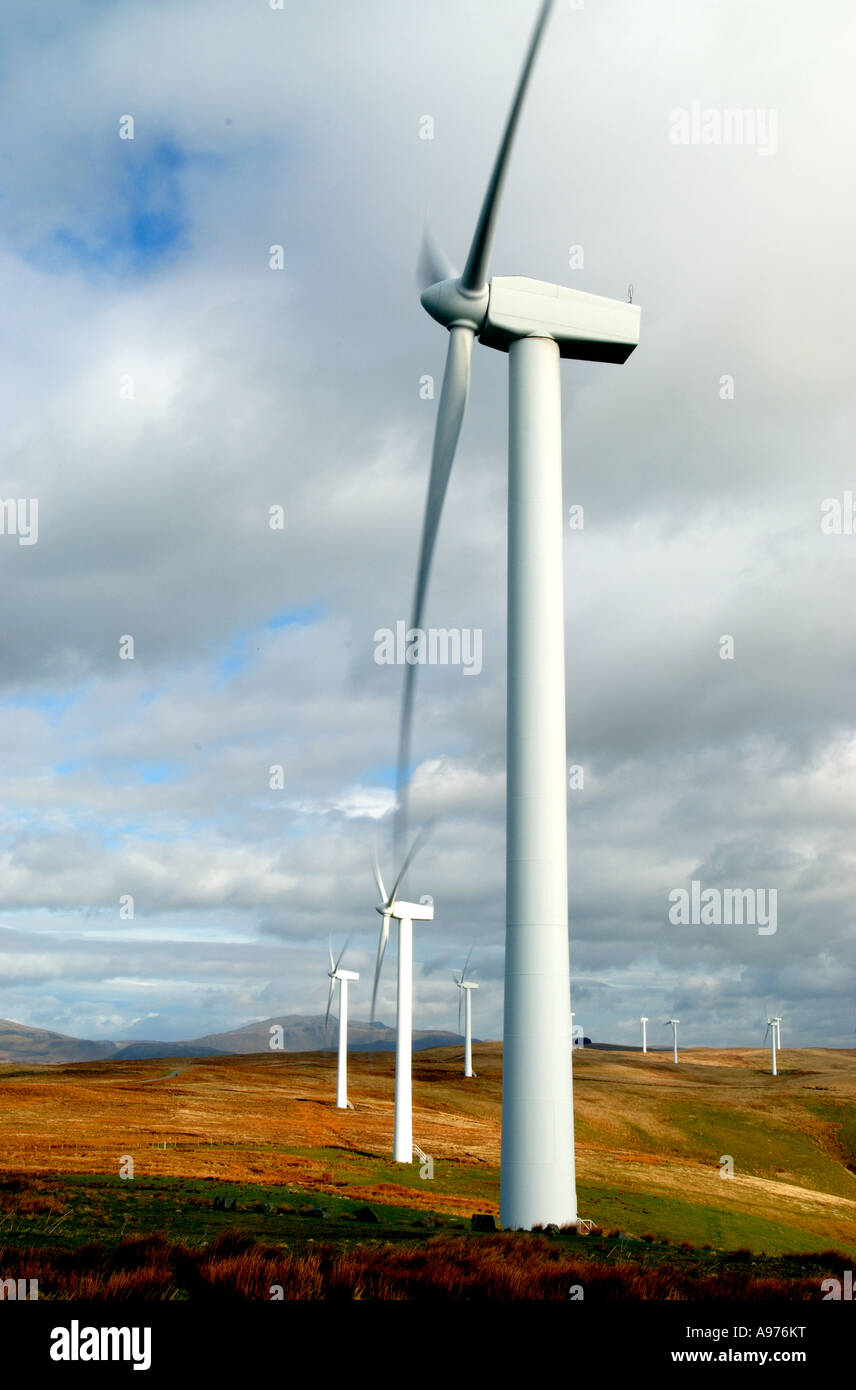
(0, 1170), (852, 1299)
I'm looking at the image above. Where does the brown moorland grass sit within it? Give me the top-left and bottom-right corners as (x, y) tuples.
(0, 1229), (838, 1300)
(0, 1045), (854, 1250)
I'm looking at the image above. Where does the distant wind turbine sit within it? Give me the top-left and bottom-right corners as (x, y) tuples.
(454, 945), (479, 1078)
(666, 1019), (680, 1064)
(640, 1017), (648, 1054)
(764, 1016), (781, 1077)
(326, 938), (358, 1110)
(371, 841), (434, 1163)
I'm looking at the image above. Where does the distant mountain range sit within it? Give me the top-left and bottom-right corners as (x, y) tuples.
(0, 1015), (473, 1065)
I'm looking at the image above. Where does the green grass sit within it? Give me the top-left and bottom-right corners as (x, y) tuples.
(282, 1143), (500, 1201)
(0, 1172), (456, 1253)
(663, 1102), (856, 1198)
(577, 1182), (855, 1257)
(3, 1161), (855, 1270)
(0, 1171), (852, 1299)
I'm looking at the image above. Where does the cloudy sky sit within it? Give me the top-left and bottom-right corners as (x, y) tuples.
(0, 0), (854, 1049)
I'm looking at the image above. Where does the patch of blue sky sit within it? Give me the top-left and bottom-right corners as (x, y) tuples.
(359, 762), (397, 788)
(93, 760), (185, 790)
(78, 925), (255, 945)
(0, 689), (85, 724)
(218, 603), (326, 683)
(25, 138), (223, 280)
(54, 759), (85, 775)
(127, 761), (185, 786)
(266, 603), (327, 631)
(219, 634), (252, 679)
(102, 823), (174, 846)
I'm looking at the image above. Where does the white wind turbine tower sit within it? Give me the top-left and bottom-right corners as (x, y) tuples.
(393, 0), (640, 1231)
(326, 938), (359, 1110)
(666, 1019), (680, 1064)
(454, 945), (479, 1079)
(371, 845), (435, 1163)
(640, 1017), (648, 1054)
(764, 1016), (781, 1076)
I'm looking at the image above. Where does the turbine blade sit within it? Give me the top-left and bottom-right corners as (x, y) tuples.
(462, 942), (474, 981)
(328, 934), (334, 973)
(334, 935), (351, 973)
(459, 0), (556, 293)
(325, 975), (335, 1030)
(390, 818), (435, 905)
(458, 987), (463, 1037)
(370, 917), (390, 1028)
(394, 326), (474, 855)
(372, 851), (387, 905)
(417, 225), (458, 291)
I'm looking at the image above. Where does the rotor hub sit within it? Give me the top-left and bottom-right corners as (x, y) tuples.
(420, 277), (489, 333)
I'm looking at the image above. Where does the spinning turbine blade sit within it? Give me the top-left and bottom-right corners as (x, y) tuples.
(417, 225), (458, 292)
(395, 326), (473, 852)
(458, 985), (463, 1037)
(390, 819), (434, 904)
(372, 852), (387, 906)
(325, 975), (336, 1030)
(371, 914), (390, 1028)
(395, 2), (555, 855)
(334, 935), (351, 973)
(328, 934), (334, 973)
(459, 0), (556, 294)
(462, 943), (474, 981)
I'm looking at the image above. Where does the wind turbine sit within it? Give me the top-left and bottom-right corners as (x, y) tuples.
(326, 938), (359, 1110)
(640, 1017), (648, 1054)
(666, 1019), (679, 1064)
(372, 847), (435, 1163)
(454, 946), (479, 1079)
(764, 1016), (781, 1076)
(394, 0), (641, 1231)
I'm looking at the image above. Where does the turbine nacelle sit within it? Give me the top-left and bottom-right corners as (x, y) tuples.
(376, 898), (435, 922)
(482, 276), (640, 362)
(420, 275), (641, 364)
(330, 968), (359, 982)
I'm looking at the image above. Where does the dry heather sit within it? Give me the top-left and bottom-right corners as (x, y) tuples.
(0, 1230), (833, 1301)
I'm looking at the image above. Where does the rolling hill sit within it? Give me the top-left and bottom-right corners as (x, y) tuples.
(0, 1014), (469, 1064)
(0, 1044), (854, 1260)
